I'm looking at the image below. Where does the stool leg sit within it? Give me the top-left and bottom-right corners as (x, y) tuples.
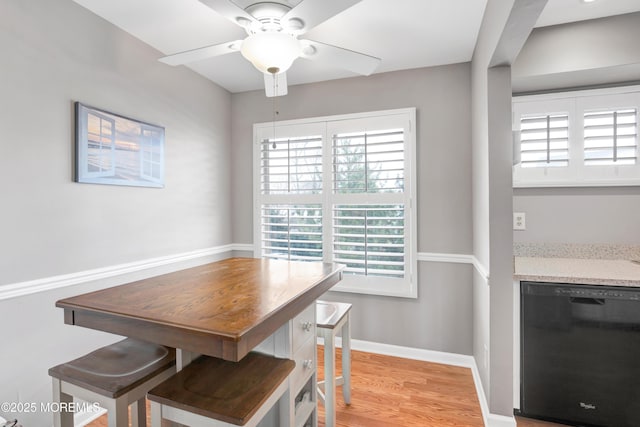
(52, 379), (74, 427)
(107, 397), (129, 427)
(150, 401), (162, 427)
(131, 397), (147, 427)
(323, 328), (336, 427)
(341, 316), (351, 405)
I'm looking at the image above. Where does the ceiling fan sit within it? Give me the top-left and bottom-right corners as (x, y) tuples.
(159, 0), (381, 97)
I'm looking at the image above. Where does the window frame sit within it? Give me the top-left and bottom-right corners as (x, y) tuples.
(253, 108), (417, 298)
(513, 85), (640, 188)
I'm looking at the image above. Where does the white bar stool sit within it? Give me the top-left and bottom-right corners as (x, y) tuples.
(148, 352), (294, 427)
(316, 300), (352, 427)
(48, 338), (176, 427)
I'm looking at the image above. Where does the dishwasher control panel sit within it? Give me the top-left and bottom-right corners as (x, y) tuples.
(523, 281), (640, 301)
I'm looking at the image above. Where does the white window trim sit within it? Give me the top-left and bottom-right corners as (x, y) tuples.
(252, 108), (417, 298)
(513, 85), (640, 188)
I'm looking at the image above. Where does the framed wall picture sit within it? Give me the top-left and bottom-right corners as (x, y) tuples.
(75, 102), (165, 188)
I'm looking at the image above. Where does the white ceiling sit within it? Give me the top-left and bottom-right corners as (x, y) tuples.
(72, 0), (640, 94)
(535, 0), (640, 28)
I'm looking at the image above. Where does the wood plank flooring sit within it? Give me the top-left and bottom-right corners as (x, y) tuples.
(316, 347), (483, 426)
(86, 346), (569, 427)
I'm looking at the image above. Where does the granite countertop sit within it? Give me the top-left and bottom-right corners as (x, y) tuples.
(513, 243), (640, 287)
(514, 257), (640, 287)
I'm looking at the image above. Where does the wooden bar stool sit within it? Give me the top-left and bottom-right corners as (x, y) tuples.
(148, 352), (295, 427)
(316, 300), (352, 427)
(49, 338), (176, 427)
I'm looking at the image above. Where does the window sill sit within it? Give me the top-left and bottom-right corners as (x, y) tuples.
(330, 276), (417, 299)
(514, 178), (640, 188)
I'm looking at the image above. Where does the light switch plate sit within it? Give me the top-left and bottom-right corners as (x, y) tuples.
(513, 212), (526, 230)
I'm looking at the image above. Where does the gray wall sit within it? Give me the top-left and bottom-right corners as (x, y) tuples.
(514, 187), (640, 244)
(513, 12), (640, 93)
(0, 0), (232, 425)
(231, 64), (474, 354)
(513, 12), (640, 246)
(0, 0), (232, 286)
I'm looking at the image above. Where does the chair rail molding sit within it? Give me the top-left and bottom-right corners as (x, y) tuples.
(0, 244), (242, 301)
(2, 247), (491, 301)
(418, 251), (490, 284)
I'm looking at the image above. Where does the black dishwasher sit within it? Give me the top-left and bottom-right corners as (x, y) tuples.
(520, 281), (640, 427)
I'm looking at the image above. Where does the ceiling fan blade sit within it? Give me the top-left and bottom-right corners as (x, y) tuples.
(264, 72), (288, 97)
(301, 40), (380, 76)
(198, 0), (259, 28)
(282, 0), (362, 34)
(159, 40), (242, 66)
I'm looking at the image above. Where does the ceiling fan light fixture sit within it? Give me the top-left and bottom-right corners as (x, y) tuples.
(240, 32), (302, 75)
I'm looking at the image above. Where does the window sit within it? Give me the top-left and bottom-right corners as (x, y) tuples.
(513, 86), (640, 187)
(254, 109), (417, 298)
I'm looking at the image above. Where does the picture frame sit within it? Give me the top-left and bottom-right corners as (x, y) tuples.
(75, 102), (165, 188)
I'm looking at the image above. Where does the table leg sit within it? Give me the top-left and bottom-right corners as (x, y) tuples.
(176, 349), (199, 371)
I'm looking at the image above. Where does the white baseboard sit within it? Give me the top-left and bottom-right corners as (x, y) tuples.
(319, 337), (515, 427)
(328, 336), (476, 368)
(232, 243), (255, 253)
(487, 413), (518, 427)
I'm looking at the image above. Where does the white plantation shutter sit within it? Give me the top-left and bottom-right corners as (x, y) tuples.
(261, 204), (323, 261)
(261, 135), (323, 194)
(256, 123), (325, 265)
(330, 125), (407, 280)
(333, 205), (405, 278)
(333, 129), (405, 193)
(584, 108), (637, 165)
(254, 109), (416, 298)
(519, 114), (569, 168)
(513, 87), (640, 187)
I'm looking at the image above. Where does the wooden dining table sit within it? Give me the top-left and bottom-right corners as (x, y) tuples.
(57, 257), (344, 427)
(57, 257), (344, 362)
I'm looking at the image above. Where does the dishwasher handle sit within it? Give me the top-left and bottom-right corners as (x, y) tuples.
(570, 297), (605, 305)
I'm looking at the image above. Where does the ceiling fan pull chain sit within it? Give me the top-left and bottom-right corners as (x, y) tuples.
(272, 72), (278, 149)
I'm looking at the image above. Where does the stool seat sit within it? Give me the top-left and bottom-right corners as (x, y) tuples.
(49, 338), (176, 427)
(49, 338), (176, 399)
(316, 301), (351, 330)
(148, 352), (294, 426)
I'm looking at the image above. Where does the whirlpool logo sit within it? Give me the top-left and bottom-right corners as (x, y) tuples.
(580, 402), (597, 410)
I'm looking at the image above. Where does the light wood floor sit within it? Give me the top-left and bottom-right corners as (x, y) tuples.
(86, 346), (568, 427)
